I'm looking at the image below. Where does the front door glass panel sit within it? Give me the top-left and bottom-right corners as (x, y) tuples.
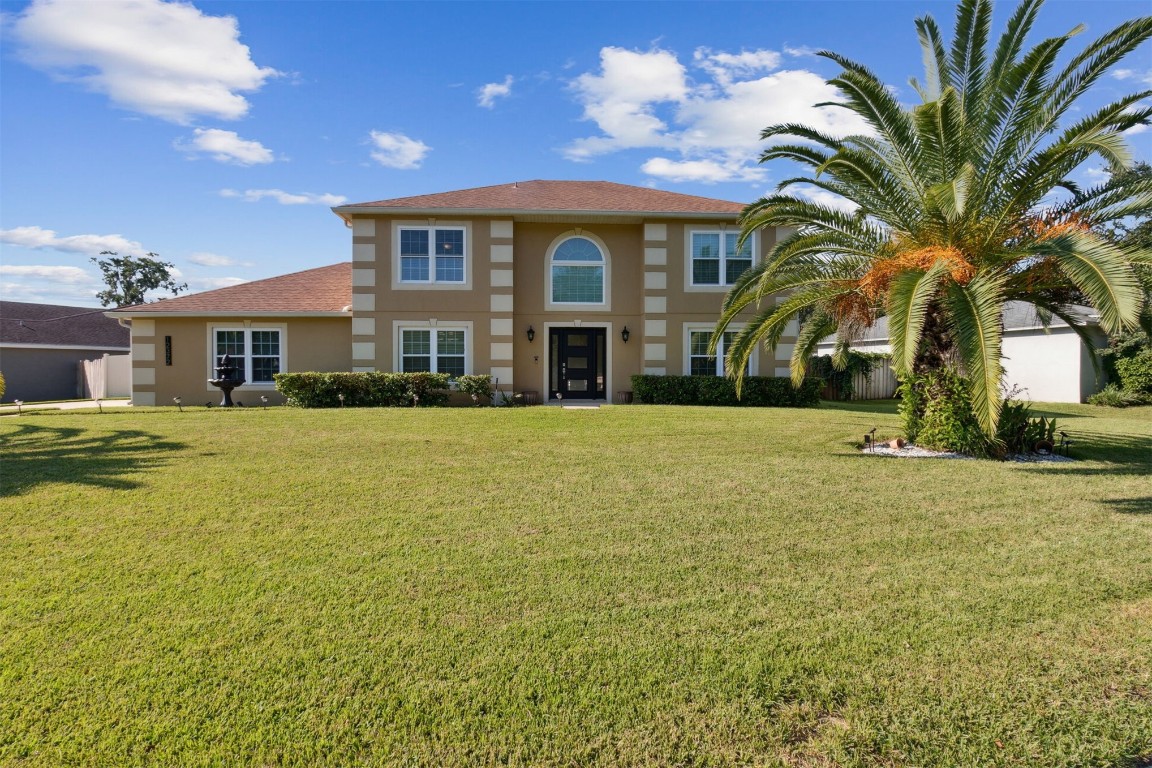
(549, 328), (607, 400)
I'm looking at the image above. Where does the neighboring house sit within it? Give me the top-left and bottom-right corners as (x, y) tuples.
(0, 301), (130, 402)
(110, 181), (797, 406)
(815, 301), (1109, 403)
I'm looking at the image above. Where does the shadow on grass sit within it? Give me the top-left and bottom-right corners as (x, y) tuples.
(1102, 497), (1152, 515)
(1, 422), (185, 496)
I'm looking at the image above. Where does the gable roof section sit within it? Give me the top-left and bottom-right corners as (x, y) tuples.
(842, 301), (1102, 343)
(334, 180), (746, 219)
(1, 301), (129, 348)
(107, 263), (351, 316)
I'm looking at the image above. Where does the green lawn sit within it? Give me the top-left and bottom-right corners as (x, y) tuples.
(2, 402), (1150, 767)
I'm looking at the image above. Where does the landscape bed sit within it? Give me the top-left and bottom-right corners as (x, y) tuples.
(1, 401), (1150, 766)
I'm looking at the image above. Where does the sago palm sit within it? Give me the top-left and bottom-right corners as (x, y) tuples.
(716, 0), (1152, 436)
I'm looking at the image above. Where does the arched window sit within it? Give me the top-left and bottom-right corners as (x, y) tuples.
(550, 236), (605, 304)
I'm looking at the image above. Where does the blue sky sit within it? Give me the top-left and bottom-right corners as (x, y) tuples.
(1, 0), (1149, 307)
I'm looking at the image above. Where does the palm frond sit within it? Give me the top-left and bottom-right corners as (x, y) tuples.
(1034, 229), (1142, 334)
(887, 261), (950, 374)
(944, 272), (1007, 435)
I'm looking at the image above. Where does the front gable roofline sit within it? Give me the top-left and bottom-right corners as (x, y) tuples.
(331, 180), (746, 225)
(104, 310), (351, 320)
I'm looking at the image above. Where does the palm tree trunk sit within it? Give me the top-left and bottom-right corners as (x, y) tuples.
(912, 302), (955, 373)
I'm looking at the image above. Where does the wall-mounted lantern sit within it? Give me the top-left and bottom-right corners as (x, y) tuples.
(621, 326), (631, 343)
(527, 325), (536, 342)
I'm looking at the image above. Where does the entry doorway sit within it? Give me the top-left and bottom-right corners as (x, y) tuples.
(549, 328), (607, 400)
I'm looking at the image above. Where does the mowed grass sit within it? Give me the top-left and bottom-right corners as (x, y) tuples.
(1, 401), (1150, 767)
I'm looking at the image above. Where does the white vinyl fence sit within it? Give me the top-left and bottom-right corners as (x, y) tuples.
(850, 362), (898, 400)
(80, 353), (130, 399)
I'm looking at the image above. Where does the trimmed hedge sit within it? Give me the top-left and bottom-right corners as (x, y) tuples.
(273, 372), (452, 408)
(630, 374), (821, 407)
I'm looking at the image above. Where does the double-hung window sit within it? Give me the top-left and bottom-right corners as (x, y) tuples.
(690, 231), (753, 286)
(399, 226), (466, 284)
(687, 329), (750, 377)
(213, 328), (282, 384)
(400, 328), (467, 377)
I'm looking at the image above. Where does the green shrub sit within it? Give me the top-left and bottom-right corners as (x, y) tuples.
(996, 400), (1060, 454)
(1087, 383), (1152, 407)
(899, 369), (992, 456)
(274, 372), (451, 408)
(455, 374), (494, 405)
(808, 351), (888, 400)
(1115, 351), (1152, 394)
(630, 375), (821, 407)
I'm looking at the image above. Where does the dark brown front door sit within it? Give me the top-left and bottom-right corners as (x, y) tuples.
(550, 328), (606, 400)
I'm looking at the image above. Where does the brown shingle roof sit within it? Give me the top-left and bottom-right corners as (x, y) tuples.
(337, 180), (745, 215)
(113, 263), (351, 314)
(1, 301), (129, 347)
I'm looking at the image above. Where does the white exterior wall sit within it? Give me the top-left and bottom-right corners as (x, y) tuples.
(1002, 328), (1097, 403)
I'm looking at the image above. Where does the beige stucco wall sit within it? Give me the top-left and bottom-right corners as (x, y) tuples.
(127, 316), (351, 406)
(347, 213), (789, 402)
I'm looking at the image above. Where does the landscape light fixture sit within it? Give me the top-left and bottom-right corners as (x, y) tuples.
(260, 396), (269, 410)
(173, 396), (183, 412)
(527, 326), (535, 342)
(621, 326), (630, 343)
(338, 393), (345, 407)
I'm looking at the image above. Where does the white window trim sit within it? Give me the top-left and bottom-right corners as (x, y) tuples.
(682, 323), (757, 377)
(392, 320), (473, 377)
(544, 229), (612, 312)
(684, 226), (756, 292)
(205, 324), (287, 391)
(391, 221), (472, 291)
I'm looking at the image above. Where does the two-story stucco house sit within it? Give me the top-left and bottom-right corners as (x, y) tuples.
(110, 181), (795, 405)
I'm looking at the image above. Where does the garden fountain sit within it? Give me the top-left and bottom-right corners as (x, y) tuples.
(208, 353), (245, 407)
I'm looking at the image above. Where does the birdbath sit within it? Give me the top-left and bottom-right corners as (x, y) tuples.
(208, 353), (245, 407)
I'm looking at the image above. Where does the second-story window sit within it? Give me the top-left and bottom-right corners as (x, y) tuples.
(551, 236), (604, 304)
(399, 226), (466, 284)
(690, 231), (753, 286)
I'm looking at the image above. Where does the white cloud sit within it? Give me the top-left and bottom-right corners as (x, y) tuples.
(368, 131), (430, 169)
(783, 44), (820, 58)
(11, 0), (279, 124)
(0, 264), (93, 283)
(567, 47), (687, 160)
(1081, 166), (1110, 184)
(0, 226), (145, 255)
(178, 128), (274, 165)
(641, 157), (766, 184)
(1112, 68), (1152, 86)
(794, 186), (860, 214)
(188, 252), (238, 267)
(694, 48), (781, 86)
(218, 188), (347, 205)
(565, 45), (874, 183)
(188, 276), (246, 291)
(477, 75), (514, 108)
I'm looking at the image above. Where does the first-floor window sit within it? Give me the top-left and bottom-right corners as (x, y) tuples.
(400, 329), (466, 377)
(688, 329), (749, 377)
(214, 328), (282, 383)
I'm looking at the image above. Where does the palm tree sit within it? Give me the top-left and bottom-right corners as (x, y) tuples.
(716, 0), (1152, 439)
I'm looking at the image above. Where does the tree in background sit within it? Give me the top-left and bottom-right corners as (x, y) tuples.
(91, 251), (187, 308)
(717, 0), (1151, 448)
